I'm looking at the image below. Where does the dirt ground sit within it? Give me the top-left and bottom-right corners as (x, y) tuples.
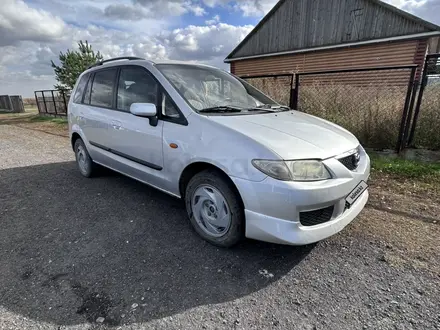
(0, 119), (439, 330)
(0, 110), (68, 137)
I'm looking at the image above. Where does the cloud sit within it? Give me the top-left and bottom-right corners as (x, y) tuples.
(202, 0), (277, 16)
(0, 0), (65, 46)
(234, 0), (278, 16)
(205, 14), (220, 25)
(31, 46), (58, 76)
(165, 23), (253, 63)
(102, 0), (207, 21)
(2, 0), (436, 98)
(0, 69), (56, 96)
(383, 0), (440, 25)
(189, 5), (207, 16)
(0, 9), (252, 96)
(104, 4), (148, 21)
(402, 0), (440, 25)
(131, 0), (195, 17)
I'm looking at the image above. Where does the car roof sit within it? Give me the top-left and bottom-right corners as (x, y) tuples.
(83, 58), (218, 75)
(153, 60), (216, 68)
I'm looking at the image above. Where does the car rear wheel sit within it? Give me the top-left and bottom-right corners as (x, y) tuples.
(74, 138), (96, 178)
(185, 170), (244, 247)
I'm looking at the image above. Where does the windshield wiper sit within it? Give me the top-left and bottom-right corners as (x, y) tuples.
(254, 104), (290, 111)
(198, 106), (243, 113)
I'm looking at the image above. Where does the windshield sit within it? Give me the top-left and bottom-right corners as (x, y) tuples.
(156, 64), (279, 113)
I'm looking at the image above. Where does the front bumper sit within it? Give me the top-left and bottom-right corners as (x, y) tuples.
(231, 151), (370, 245)
(244, 189), (368, 245)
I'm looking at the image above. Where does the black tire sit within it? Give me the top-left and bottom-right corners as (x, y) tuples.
(74, 138), (97, 178)
(185, 169), (244, 247)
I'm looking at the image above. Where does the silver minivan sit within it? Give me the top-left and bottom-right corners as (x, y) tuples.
(69, 57), (370, 247)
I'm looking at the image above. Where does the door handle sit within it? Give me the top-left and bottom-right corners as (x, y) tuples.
(110, 120), (122, 130)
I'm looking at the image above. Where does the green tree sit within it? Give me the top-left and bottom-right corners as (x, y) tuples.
(51, 40), (103, 91)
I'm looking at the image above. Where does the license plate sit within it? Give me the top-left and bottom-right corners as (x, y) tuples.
(346, 181), (368, 206)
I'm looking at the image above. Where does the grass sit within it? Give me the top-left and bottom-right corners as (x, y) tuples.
(0, 111), (68, 136)
(29, 115), (67, 124)
(370, 153), (440, 182)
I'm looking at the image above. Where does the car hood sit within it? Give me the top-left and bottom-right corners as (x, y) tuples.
(208, 111), (359, 160)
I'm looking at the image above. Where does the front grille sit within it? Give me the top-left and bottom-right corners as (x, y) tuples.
(338, 154), (359, 171)
(299, 206), (334, 226)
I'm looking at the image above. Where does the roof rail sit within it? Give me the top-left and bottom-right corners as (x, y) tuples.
(87, 56), (145, 69)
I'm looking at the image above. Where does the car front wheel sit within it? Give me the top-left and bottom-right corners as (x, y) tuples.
(185, 170), (244, 247)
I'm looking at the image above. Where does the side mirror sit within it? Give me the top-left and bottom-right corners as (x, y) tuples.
(130, 103), (157, 117)
(130, 103), (158, 126)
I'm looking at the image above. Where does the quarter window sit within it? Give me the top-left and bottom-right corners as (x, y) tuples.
(90, 69), (117, 108)
(117, 67), (158, 111)
(73, 73), (89, 104)
(161, 92), (180, 118)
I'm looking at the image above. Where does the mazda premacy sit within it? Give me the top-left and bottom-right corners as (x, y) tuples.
(68, 57), (370, 247)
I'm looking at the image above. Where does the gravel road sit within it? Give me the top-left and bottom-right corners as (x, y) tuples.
(0, 125), (439, 330)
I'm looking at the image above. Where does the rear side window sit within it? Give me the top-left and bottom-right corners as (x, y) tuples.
(117, 67), (158, 111)
(90, 69), (117, 108)
(73, 73), (89, 103)
(83, 74), (92, 105)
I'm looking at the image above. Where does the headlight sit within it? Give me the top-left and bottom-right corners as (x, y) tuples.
(252, 159), (331, 181)
(286, 160), (331, 181)
(251, 160), (291, 181)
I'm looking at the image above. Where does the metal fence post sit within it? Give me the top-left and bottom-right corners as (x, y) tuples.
(407, 55), (432, 147)
(51, 90), (58, 116)
(408, 77), (427, 147)
(288, 74), (294, 109)
(34, 92), (40, 113)
(62, 91), (68, 114)
(41, 92), (48, 114)
(291, 73), (300, 110)
(396, 67), (416, 153)
(402, 78), (419, 148)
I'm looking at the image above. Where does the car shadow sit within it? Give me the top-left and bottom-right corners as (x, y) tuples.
(0, 161), (314, 326)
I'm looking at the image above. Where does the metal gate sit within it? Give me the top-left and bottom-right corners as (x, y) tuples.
(34, 89), (70, 116)
(407, 53), (440, 151)
(292, 65), (418, 152)
(241, 65), (418, 152)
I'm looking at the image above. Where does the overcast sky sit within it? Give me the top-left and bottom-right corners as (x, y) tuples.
(0, 0), (438, 97)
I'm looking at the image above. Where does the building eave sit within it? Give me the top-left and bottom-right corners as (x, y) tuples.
(224, 31), (440, 63)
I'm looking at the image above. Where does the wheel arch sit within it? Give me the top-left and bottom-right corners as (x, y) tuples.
(179, 162), (244, 208)
(71, 132), (82, 150)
